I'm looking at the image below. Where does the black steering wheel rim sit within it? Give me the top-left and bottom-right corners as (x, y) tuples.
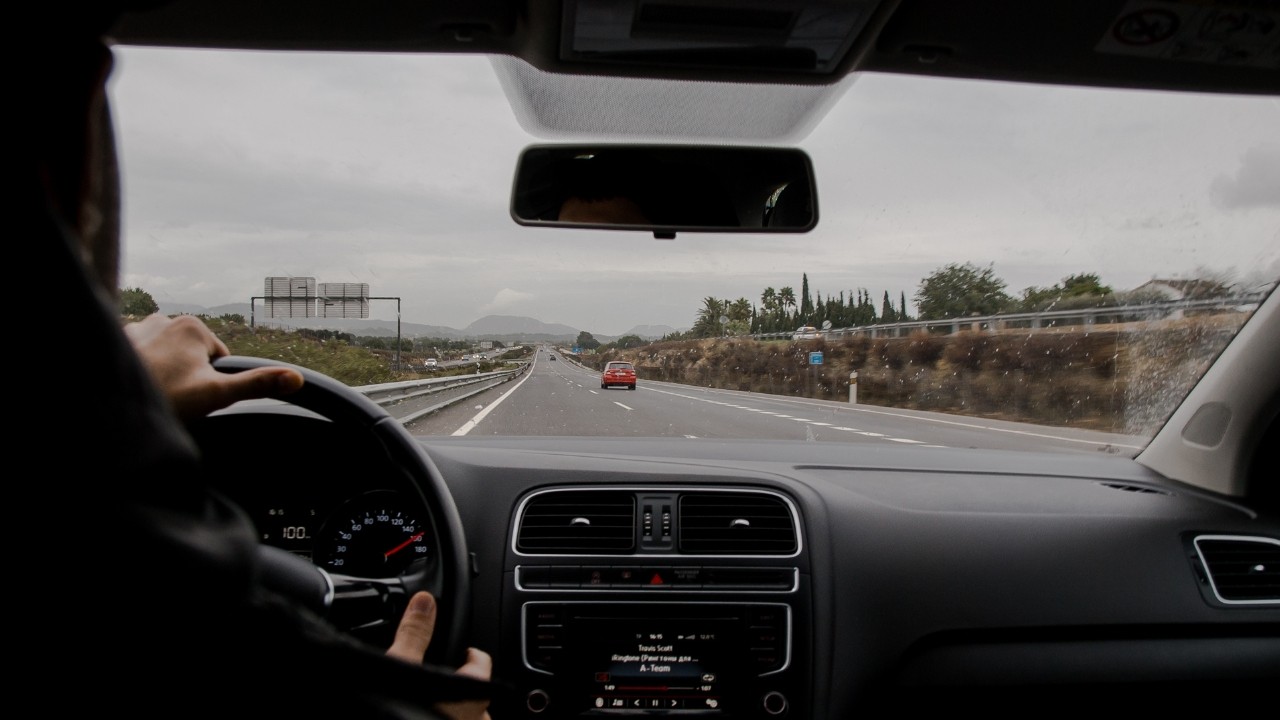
(210, 355), (471, 665)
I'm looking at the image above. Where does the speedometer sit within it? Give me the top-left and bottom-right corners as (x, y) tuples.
(314, 491), (433, 577)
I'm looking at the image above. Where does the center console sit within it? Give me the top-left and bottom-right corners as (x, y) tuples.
(499, 487), (811, 718)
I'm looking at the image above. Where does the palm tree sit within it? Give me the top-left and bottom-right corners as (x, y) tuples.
(779, 286), (796, 322)
(761, 287), (777, 313)
(694, 296), (726, 337)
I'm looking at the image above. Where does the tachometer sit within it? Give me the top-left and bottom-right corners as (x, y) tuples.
(314, 491), (433, 577)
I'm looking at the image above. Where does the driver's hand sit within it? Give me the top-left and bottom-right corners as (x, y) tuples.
(388, 591), (493, 720)
(124, 313), (304, 421)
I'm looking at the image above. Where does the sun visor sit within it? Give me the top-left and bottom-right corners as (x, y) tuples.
(491, 55), (853, 143)
(561, 0), (887, 76)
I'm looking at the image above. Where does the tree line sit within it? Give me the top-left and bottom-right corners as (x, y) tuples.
(121, 260), (1235, 355)
(663, 264), (1131, 340)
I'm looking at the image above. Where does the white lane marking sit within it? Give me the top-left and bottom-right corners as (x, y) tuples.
(654, 382), (1143, 450)
(639, 383), (949, 447)
(589, 390), (598, 395)
(614, 402), (633, 411)
(452, 362), (537, 436)
(835, 428), (885, 436)
(684, 434), (698, 439)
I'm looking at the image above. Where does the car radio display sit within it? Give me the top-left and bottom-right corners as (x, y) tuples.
(520, 602), (787, 715)
(573, 616), (736, 712)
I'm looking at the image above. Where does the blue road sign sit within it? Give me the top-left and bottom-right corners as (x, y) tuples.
(809, 351), (824, 365)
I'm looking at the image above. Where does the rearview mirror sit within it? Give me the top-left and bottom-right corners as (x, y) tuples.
(511, 145), (818, 239)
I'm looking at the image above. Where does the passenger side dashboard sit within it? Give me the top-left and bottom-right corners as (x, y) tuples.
(419, 437), (1280, 718)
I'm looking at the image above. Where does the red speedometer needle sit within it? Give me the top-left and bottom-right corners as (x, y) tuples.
(384, 532), (425, 559)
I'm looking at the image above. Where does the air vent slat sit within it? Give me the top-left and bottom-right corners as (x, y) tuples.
(1195, 536), (1280, 604)
(518, 491), (636, 554)
(678, 493), (797, 555)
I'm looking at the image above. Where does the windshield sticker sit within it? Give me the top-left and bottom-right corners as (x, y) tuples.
(1096, 1), (1279, 68)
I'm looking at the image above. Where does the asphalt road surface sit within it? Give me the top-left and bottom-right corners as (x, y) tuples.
(401, 351), (1147, 456)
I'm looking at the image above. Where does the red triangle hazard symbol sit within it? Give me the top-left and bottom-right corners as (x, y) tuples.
(648, 573), (665, 585)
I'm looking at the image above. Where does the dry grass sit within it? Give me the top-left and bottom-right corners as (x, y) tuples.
(590, 313), (1248, 433)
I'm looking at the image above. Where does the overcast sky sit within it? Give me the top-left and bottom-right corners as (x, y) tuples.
(109, 48), (1279, 336)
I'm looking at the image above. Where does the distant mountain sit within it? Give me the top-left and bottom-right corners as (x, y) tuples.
(254, 316), (465, 339)
(283, 319), (467, 339)
(464, 315), (579, 337)
(159, 302), (465, 338)
(159, 301), (216, 316)
(154, 304), (673, 343)
(620, 324), (680, 339)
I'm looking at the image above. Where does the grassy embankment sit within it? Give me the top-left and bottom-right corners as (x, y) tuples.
(585, 314), (1246, 435)
(128, 316), (525, 387)
(130, 314), (1238, 435)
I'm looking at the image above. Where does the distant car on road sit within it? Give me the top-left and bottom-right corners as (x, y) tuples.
(424, 358), (438, 368)
(601, 361), (637, 390)
(549, 354), (557, 361)
(792, 326), (820, 340)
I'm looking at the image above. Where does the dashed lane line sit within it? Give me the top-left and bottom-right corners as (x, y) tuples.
(646, 382), (1141, 450)
(642, 385), (939, 447)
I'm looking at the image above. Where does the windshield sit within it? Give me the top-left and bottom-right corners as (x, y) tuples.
(110, 48), (1278, 456)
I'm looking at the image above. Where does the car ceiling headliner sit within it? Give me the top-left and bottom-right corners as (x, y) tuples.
(108, 0), (1278, 96)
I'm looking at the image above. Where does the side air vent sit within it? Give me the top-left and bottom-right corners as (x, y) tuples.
(517, 491), (636, 554)
(679, 493), (797, 555)
(1194, 535), (1280, 604)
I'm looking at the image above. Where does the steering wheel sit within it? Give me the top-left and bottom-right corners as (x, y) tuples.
(207, 355), (471, 665)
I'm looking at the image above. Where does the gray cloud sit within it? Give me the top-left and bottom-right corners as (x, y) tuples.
(1211, 145), (1280, 210)
(111, 48), (1280, 334)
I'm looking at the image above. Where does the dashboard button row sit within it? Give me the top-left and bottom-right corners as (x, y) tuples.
(593, 697), (719, 710)
(748, 606), (787, 673)
(526, 605), (563, 671)
(518, 565), (794, 590)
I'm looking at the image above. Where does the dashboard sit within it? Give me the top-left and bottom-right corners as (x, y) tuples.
(199, 410), (438, 580)
(194, 407), (1280, 717)
(506, 486), (808, 717)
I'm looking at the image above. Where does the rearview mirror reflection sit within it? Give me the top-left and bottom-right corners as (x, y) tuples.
(511, 145), (818, 238)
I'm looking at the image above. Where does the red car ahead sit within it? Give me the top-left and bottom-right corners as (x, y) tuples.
(600, 361), (637, 390)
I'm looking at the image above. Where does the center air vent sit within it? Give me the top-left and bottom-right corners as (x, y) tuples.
(679, 493), (797, 555)
(1193, 535), (1280, 604)
(517, 491), (636, 554)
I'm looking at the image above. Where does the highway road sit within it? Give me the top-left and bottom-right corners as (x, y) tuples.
(400, 350), (1148, 455)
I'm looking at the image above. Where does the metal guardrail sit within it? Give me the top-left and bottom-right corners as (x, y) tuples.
(747, 294), (1267, 340)
(354, 363), (529, 422)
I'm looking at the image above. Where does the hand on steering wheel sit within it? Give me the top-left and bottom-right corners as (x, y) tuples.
(389, 591), (493, 720)
(210, 355), (473, 666)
